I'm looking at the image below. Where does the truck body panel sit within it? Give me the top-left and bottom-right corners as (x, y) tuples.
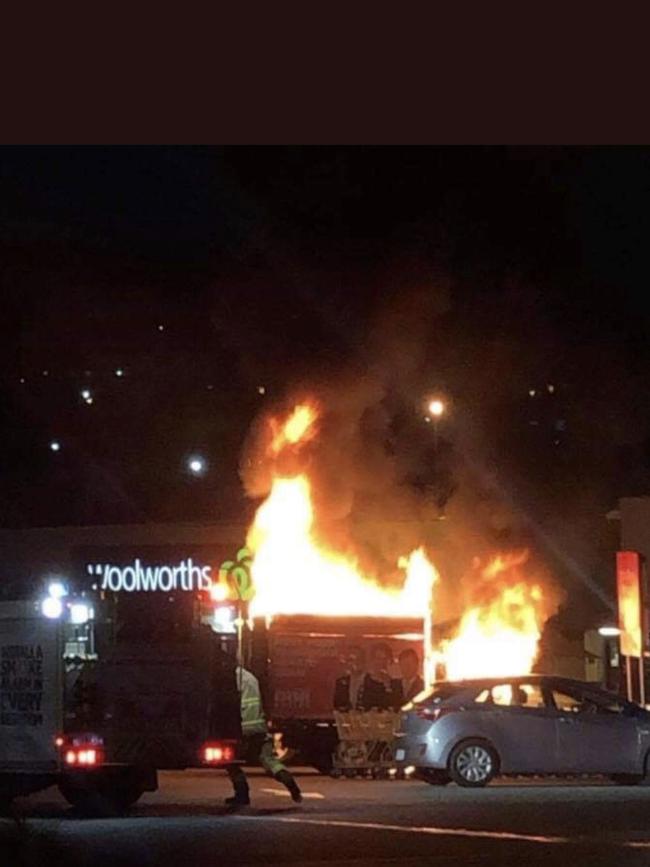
(0, 601), (62, 774)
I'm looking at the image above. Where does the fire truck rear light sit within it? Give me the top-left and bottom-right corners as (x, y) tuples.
(63, 745), (104, 766)
(201, 741), (235, 764)
(205, 746), (223, 762)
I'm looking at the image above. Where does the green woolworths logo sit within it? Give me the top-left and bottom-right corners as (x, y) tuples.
(219, 547), (255, 601)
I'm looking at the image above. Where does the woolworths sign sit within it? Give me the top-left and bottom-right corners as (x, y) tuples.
(78, 546), (230, 594)
(87, 558), (213, 592)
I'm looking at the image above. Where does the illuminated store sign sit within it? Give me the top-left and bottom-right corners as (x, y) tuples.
(86, 558), (212, 593)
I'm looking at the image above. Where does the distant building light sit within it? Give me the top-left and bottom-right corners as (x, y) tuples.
(547, 384), (555, 393)
(47, 580), (67, 599)
(50, 440), (61, 452)
(258, 385), (266, 395)
(19, 377), (25, 384)
(81, 389), (92, 400)
(188, 456), (207, 476)
(158, 324), (165, 332)
(115, 368), (124, 377)
(84, 396), (94, 405)
(598, 626), (621, 638)
(528, 389), (536, 397)
(428, 399), (445, 418)
(41, 597), (63, 619)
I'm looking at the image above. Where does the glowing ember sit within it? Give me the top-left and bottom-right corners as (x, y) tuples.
(440, 552), (555, 680)
(269, 403), (318, 455)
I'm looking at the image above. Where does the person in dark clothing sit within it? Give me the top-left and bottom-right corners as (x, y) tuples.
(333, 646), (367, 711)
(361, 643), (403, 711)
(398, 648), (425, 704)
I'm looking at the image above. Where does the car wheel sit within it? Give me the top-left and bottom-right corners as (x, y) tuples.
(417, 768), (451, 786)
(448, 740), (498, 788)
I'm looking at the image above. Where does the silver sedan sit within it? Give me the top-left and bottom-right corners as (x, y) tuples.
(393, 675), (650, 787)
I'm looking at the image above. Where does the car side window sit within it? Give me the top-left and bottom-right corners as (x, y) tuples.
(582, 692), (627, 716)
(552, 688), (630, 716)
(551, 690), (583, 713)
(475, 683), (546, 708)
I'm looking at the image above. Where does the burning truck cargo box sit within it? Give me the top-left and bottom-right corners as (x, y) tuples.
(249, 614), (430, 774)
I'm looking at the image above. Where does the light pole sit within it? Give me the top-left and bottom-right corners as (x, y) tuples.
(428, 399), (445, 457)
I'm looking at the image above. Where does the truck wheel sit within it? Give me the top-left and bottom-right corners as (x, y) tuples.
(311, 755), (334, 775)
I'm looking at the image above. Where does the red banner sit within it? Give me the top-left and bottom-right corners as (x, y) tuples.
(617, 551), (645, 658)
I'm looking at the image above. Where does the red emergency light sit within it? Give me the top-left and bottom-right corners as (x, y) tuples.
(200, 740), (236, 765)
(57, 733), (105, 768)
(65, 747), (103, 766)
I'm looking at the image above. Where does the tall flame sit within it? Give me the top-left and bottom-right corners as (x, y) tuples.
(248, 474), (436, 618)
(248, 403), (437, 620)
(440, 552), (552, 680)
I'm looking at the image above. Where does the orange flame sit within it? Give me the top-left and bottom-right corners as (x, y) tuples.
(246, 402), (557, 685)
(248, 473), (436, 618)
(248, 403), (436, 620)
(268, 403), (318, 455)
(440, 552), (553, 680)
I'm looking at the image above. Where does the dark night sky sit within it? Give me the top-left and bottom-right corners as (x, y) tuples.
(2, 144), (650, 595)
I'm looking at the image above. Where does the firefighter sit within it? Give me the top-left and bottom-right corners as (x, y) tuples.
(226, 666), (302, 809)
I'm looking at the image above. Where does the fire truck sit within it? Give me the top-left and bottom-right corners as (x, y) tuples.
(0, 582), (242, 814)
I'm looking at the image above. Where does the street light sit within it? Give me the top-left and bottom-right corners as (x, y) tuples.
(428, 399), (445, 418)
(187, 455), (207, 476)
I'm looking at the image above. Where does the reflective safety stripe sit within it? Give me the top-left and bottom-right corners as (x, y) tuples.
(237, 666), (268, 734)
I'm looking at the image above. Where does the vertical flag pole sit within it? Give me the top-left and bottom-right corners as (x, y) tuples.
(640, 654), (646, 707)
(626, 656), (634, 703)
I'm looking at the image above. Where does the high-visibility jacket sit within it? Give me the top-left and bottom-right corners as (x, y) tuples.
(236, 666), (267, 736)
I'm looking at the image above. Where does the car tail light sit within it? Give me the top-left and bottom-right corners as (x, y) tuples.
(201, 741), (237, 765)
(415, 705), (455, 722)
